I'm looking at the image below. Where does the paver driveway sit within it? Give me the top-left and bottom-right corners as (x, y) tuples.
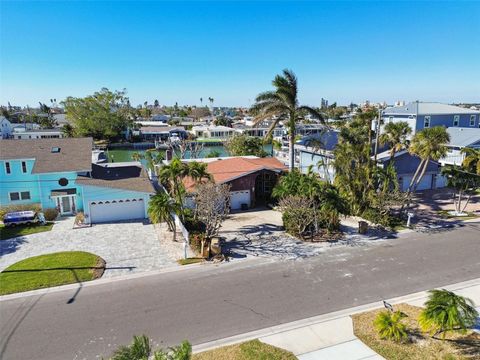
(0, 217), (177, 278)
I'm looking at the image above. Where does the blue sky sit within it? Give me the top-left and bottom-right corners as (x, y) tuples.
(1, 1), (479, 107)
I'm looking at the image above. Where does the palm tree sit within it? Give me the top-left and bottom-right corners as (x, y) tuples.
(407, 126), (450, 193)
(200, 97), (203, 107)
(148, 192), (179, 241)
(462, 147), (480, 175)
(419, 289), (478, 339)
(250, 69), (325, 170)
(379, 121), (412, 162)
(159, 159), (211, 221)
(374, 311), (408, 343)
(111, 334), (151, 360)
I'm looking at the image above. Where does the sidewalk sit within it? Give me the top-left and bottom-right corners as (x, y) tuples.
(192, 277), (480, 359)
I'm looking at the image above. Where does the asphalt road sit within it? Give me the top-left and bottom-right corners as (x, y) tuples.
(1, 223), (479, 360)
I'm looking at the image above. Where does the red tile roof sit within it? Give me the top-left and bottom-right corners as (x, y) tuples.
(184, 157), (287, 191)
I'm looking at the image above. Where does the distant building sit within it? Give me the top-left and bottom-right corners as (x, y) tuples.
(382, 102), (480, 135)
(12, 128), (63, 139)
(0, 116), (12, 139)
(321, 98), (329, 109)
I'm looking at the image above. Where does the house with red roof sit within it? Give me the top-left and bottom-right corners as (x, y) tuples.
(183, 156), (288, 210)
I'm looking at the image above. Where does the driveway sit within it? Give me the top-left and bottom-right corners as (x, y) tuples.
(220, 208), (393, 260)
(0, 217), (178, 278)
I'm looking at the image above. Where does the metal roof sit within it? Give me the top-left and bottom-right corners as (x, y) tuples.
(446, 127), (480, 147)
(383, 102), (480, 115)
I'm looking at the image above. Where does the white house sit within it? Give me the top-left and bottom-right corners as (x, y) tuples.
(13, 128), (64, 139)
(440, 127), (480, 166)
(0, 116), (12, 139)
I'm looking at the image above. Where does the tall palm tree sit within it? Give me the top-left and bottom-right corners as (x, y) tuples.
(379, 121), (412, 162)
(148, 192), (179, 241)
(462, 147), (480, 175)
(419, 289), (478, 339)
(407, 126), (450, 193)
(159, 159), (211, 221)
(250, 69), (325, 170)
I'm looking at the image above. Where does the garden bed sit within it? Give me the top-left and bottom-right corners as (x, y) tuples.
(0, 251), (105, 295)
(193, 339), (297, 360)
(0, 222), (54, 240)
(352, 303), (480, 360)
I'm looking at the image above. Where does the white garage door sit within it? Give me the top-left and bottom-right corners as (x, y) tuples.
(89, 198), (145, 223)
(401, 175), (432, 192)
(230, 190), (251, 210)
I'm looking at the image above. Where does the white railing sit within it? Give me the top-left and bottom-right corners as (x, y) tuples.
(172, 212), (189, 244)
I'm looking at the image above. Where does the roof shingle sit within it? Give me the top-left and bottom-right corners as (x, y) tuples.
(0, 138), (93, 174)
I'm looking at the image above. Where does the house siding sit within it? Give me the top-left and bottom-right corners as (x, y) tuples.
(0, 159), (85, 211)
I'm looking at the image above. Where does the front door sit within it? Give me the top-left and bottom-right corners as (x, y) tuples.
(61, 196), (72, 214)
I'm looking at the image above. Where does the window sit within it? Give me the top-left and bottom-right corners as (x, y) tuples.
(10, 191), (31, 201)
(5, 161), (11, 174)
(424, 116), (431, 128)
(453, 115), (459, 127)
(51, 147), (61, 153)
(21, 161), (27, 173)
(470, 115), (476, 127)
(20, 191), (31, 200)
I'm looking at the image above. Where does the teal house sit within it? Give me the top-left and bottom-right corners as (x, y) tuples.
(0, 138), (155, 224)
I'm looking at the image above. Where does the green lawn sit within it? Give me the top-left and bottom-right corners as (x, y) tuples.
(0, 222), (54, 240)
(193, 340), (297, 360)
(0, 251), (105, 295)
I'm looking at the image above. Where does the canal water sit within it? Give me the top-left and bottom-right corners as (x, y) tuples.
(106, 144), (273, 163)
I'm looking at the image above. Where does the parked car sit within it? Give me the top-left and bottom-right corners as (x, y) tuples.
(3, 211), (46, 227)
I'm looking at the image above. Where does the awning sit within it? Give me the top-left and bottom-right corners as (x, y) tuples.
(51, 189), (77, 196)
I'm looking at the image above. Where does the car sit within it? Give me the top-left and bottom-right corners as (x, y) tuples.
(3, 211), (46, 227)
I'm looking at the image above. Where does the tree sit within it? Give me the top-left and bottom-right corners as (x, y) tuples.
(194, 182), (230, 239)
(278, 196), (315, 239)
(250, 69), (324, 170)
(61, 123), (75, 138)
(462, 147), (480, 175)
(407, 126), (450, 194)
(441, 165), (480, 214)
(159, 159), (211, 221)
(111, 334), (192, 360)
(131, 152), (144, 162)
(154, 99), (160, 108)
(225, 134), (268, 157)
(62, 88), (133, 141)
(419, 289), (478, 340)
(379, 121), (412, 162)
(144, 149), (164, 174)
(38, 102), (57, 128)
(148, 192), (179, 241)
(374, 311), (408, 343)
(213, 116), (232, 127)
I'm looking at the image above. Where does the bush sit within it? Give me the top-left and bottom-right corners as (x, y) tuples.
(189, 232), (205, 254)
(0, 203), (42, 220)
(374, 310), (408, 343)
(75, 212), (85, 225)
(43, 208), (59, 221)
(362, 208), (401, 229)
(282, 207), (315, 239)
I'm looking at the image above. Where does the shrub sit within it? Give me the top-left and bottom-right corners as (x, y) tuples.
(0, 203), (42, 220)
(374, 310), (408, 343)
(43, 208), (59, 221)
(419, 289), (479, 339)
(111, 335), (191, 360)
(75, 212), (85, 225)
(279, 196), (315, 239)
(189, 232), (205, 254)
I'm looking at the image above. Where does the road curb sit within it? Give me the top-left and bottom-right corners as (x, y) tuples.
(192, 277), (480, 353)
